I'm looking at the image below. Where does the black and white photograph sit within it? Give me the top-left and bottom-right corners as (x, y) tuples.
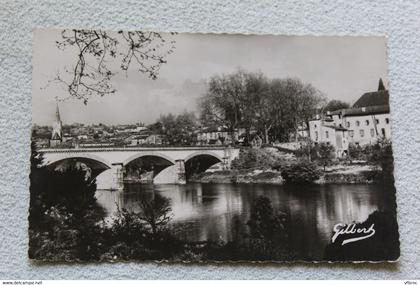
(29, 29), (399, 262)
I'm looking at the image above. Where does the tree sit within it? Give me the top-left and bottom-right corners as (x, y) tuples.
(317, 143), (335, 171)
(247, 196), (288, 242)
(268, 78), (326, 142)
(367, 138), (394, 182)
(51, 29), (176, 104)
(30, 140), (44, 170)
(137, 194), (172, 236)
(199, 71), (326, 144)
(158, 111), (197, 145)
(199, 70), (250, 141)
(323, 100), (350, 112)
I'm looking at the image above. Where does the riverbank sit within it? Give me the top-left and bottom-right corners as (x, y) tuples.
(190, 164), (379, 185)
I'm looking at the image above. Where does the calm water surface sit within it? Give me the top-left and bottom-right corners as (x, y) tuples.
(95, 183), (388, 259)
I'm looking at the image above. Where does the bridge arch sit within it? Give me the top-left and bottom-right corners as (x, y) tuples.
(45, 153), (112, 169)
(184, 151), (224, 163)
(123, 152), (176, 166)
(184, 151), (224, 180)
(46, 155), (112, 180)
(123, 152), (176, 183)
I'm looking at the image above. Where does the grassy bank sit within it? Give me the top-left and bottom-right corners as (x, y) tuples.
(190, 164), (380, 185)
(189, 145), (391, 185)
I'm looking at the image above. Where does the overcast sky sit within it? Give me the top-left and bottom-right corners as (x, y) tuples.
(32, 29), (388, 126)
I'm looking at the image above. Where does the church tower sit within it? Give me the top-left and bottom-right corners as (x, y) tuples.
(50, 103), (63, 147)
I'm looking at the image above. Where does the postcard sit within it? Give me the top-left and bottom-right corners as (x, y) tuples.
(30, 29), (399, 262)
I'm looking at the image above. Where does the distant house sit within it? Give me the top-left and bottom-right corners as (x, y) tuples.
(289, 122), (310, 141)
(129, 133), (163, 146)
(196, 127), (246, 145)
(308, 117), (349, 157)
(308, 79), (391, 157)
(330, 105), (391, 146)
(249, 134), (263, 148)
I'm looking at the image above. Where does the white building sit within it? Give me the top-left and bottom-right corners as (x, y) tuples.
(308, 116), (349, 157)
(330, 105), (391, 146)
(308, 80), (391, 157)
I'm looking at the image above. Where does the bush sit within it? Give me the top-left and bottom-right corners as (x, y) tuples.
(316, 143), (335, 171)
(368, 138), (394, 182)
(231, 148), (289, 170)
(247, 196), (288, 242)
(110, 207), (147, 245)
(281, 160), (321, 184)
(348, 143), (371, 160)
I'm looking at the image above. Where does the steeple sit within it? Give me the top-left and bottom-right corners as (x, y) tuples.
(55, 103), (61, 122)
(50, 102), (63, 146)
(378, 78), (386, 91)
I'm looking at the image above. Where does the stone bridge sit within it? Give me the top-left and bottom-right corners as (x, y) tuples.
(39, 147), (240, 190)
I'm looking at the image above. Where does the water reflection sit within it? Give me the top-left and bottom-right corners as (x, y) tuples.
(95, 183), (386, 259)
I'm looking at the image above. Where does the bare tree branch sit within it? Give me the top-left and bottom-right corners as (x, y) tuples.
(50, 29), (176, 104)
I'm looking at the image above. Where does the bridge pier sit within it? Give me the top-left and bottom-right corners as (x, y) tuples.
(175, 159), (186, 184)
(110, 163), (124, 190)
(222, 156), (230, 170)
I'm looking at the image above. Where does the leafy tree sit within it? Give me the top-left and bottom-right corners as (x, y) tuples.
(247, 196), (288, 241)
(158, 112), (197, 145)
(368, 138), (394, 182)
(348, 143), (365, 160)
(316, 143), (335, 171)
(268, 78), (326, 143)
(29, 143), (101, 261)
(30, 140), (44, 170)
(51, 29), (176, 104)
(137, 194), (172, 236)
(323, 99), (350, 112)
(199, 70), (326, 144)
(110, 207), (146, 245)
(199, 70), (252, 141)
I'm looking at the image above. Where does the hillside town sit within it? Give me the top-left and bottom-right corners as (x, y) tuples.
(32, 79), (391, 160)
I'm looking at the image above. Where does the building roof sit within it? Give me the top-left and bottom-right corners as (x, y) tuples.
(353, 90), (389, 108)
(342, 105), (389, 117)
(353, 78), (389, 108)
(328, 103), (389, 118)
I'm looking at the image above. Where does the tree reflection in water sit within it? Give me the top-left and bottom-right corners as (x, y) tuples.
(96, 182), (393, 260)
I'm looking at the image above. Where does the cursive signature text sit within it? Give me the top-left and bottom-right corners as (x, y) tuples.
(332, 223), (375, 245)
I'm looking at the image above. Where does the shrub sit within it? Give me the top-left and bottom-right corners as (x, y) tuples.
(281, 160), (321, 184)
(110, 207), (147, 244)
(247, 196), (288, 242)
(231, 148), (289, 170)
(368, 138), (394, 181)
(316, 143), (335, 171)
(348, 143), (369, 160)
(137, 194), (172, 235)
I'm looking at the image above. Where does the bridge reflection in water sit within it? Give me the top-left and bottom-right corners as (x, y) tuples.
(95, 182), (388, 260)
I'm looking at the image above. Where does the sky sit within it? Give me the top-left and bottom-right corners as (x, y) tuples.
(32, 29), (389, 126)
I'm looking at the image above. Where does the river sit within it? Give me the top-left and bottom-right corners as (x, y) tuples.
(95, 182), (389, 260)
